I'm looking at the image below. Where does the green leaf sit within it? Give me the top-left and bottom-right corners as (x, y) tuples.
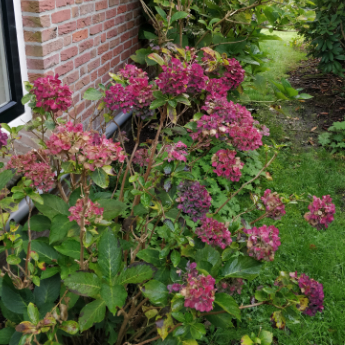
(6, 255), (21, 265)
(0, 170), (14, 191)
(189, 323), (206, 340)
(297, 93), (313, 100)
(34, 194), (69, 220)
(141, 280), (169, 306)
(100, 285), (127, 315)
(214, 293), (241, 320)
(241, 335), (254, 345)
(91, 168), (109, 189)
(0, 328), (15, 345)
(27, 303), (39, 325)
(23, 215), (51, 232)
(204, 305), (234, 329)
(167, 104), (177, 124)
(59, 320), (79, 335)
(64, 272), (101, 298)
(33, 274), (60, 307)
(49, 214), (79, 245)
(174, 171), (194, 180)
(154, 6), (167, 22)
(150, 99), (167, 109)
(97, 199), (127, 220)
(41, 267), (60, 280)
(136, 248), (161, 266)
(119, 263), (154, 284)
(148, 53), (165, 66)
(143, 31), (158, 39)
(221, 256), (263, 280)
(2, 275), (33, 314)
(171, 11), (188, 23)
(78, 299), (106, 332)
(25, 240), (59, 263)
(98, 230), (122, 283)
(54, 239), (82, 260)
(83, 88), (103, 101)
(0, 301), (23, 324)
(259, 330), (273, 345)
(171, 251), (181, 267)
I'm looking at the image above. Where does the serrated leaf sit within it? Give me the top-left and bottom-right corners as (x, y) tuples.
(23, 215), (51, 232)
(54, 239), (82, 260)
(148, 53), (164, 66)
(49, 214), (78, 245)
(171, 11), (188, 23)
(221, 256), (263, 280)
(33, 274), (60, 307)
(91, 168), (109, 189)
(137, 249), (161, 266)
(34, 194), (69, 220)
(83, 88), (103, 101)
(64, 272), (101, 298)
(141, 280), (168, 306)
(78, 299), (106, 332)
(97, 199), (126, 220)
(0, 328), (15, 344)
(119, 263), (154, 284)
(59, 320), (79, 335)
(0, 170), (14, 191)
(100, 285), (127, 315)
(214, 293), (241, 320)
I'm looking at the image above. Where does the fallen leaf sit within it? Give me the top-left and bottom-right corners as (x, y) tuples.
(310, 127), (317, 132)
(265, 172), (273, 180)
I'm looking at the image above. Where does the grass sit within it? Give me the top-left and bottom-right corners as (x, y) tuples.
(222, 32), (345, 344)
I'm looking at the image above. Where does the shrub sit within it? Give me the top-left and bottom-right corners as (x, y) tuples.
(0, 45), (334, 345)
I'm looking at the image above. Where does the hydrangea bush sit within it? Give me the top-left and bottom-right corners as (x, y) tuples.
(0, 45), (335, 345)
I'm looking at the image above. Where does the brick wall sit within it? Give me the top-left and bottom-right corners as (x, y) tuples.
(21, 0), (141, 129)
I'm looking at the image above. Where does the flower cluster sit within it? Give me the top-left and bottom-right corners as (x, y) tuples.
(304, 195), (335, 230)
(206, 78), (229, 99)
(195, 217), (232, 249)
(68, 199), (104, 226)
(132, 148), (150, 167)
(31, 74), (72, 113)
(104, 66), (154, 114)
(211, 149), (244, 182)
(261, 189), (286, 220)
(168, 262), (216, 312)
(219, 279), (244, 296)
(290, 272), (324, 316)
(0, 125), (8, 148)
(156, 58), (189, 95)
(187, 63), (209, 94)
(244, 225), (281, 261)
(6, 150), (55, 192)
(45, 121), (125, 170)
(223, 58), (245, 89)
(176, 181), (211, 221)
(165, 141), (188, 162)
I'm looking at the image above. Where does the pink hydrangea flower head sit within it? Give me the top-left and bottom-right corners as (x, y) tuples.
(304, 195), (335, 230)
(187, 63), (209, 94)
(132, 148), (150, 167)
(211, 149), (244, 182)
(31, 74), (72, 113)
(243, 225), (281, 261)
(228, 123), (263, 151)
(0, 125), (8, 148)
(156, 58), (189, 96)
(218, 278), (244, 296)
(261, 189), (286, 220)
(289, 272), (324, 316)
(176, 181), (211, 221)
(165, 141), (188, 162)
(205, 78), (230, 100)
(6, 150), (55, 192)
(68, 199), (104, 226)
(223, 58), (245, 89)
(195, 216), (232, 249)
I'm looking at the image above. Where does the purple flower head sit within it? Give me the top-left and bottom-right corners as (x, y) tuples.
(244, 225), (281, 261)
(304, 195), (335, 230)
(223, 58), (245, 89)
(261, 189), (286, 220)
(165, 141), (188, 162)
(187, 63), (209, 94)
(195, 216), (232, 249)
(0, 125), (8, 148)
(176, 181), (211, 221)
(211, 149), (244, 182)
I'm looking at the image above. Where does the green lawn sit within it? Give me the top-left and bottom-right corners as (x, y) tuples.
(230, 32), (345, 344)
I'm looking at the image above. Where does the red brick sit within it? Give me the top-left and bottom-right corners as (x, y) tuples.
(112, 45), (123, 57)
(80, 65), (87, 77)
(77, 16), (92, 29)
(82, 105), (94, 122)
(102, 73), (111, 83)
(80, 4), (94, 16)
(107, 28), (117, 39)
(110, 37), (120, 49)
(106, 8), (117, 19)
(98, 62), (110, 76)
(27, 54), (60, 69)
(72, 93), (80, 105)
(115, 15), (125, 25)
(92, 13), (105, 24)
(88, 59), (100, 72)
(117, 5), (127, 14)
(69, 101), (85, 118)
(75, 52), (91, 67)
(22, 15), (50, 28)
(55, 61), (74, 76)
(79, 39), (93, 53)
(111, 56), (120, 68)
(101, 33), (106, 43)
(125, 12), (133, 21)
(22, 0), (55, 13)
(109, 0), (119, 7)
(26, 39), (64, 57)
(24, 28), (57, 43)
(61, 46), (78, 61)
(123, 40), (131, 50)
(127, 20), (135, 30)
(94, 35), (101, 47)
(101, 51), (112, 64)
(64, 35), (72, 46)
(63, 70), (79, 84)
(121, 32), (130, 43)
(71, 6), (79, 18)
(117, 24), (126, 35)
(104, 19), (114, 31)
(56, 0), (74, 7)
(97, 43), (109, 55)
(52, 9), (71, 24)
(75, 0), (83, 4)
(91, 70), (98, 81)
(95, 0), (107, 11)
(121, 49), (131, 61)
(90, 24), (102, 35)
(72, 29), (89, 42)
(90, 48), (97, 59)
(59, 21), (77, 35)
(75, 75), (91, 91)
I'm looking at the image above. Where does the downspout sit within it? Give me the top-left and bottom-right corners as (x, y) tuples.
(5, 111), (132, 230)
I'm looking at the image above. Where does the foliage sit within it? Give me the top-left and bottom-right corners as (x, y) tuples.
(318, 120), (345, 153)
(0, 45), (334, 345)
